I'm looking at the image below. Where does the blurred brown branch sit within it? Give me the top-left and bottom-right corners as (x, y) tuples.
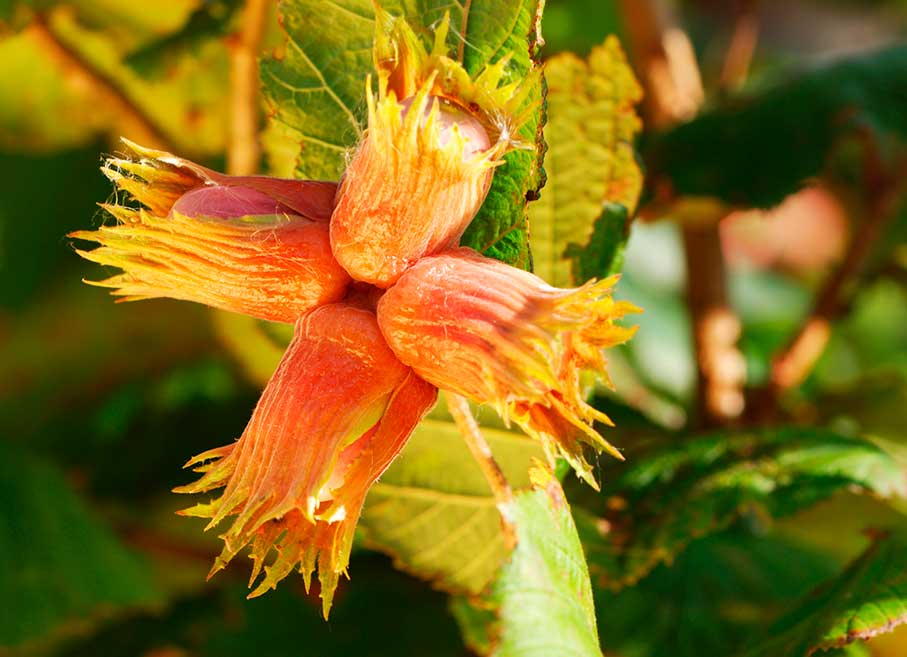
(719, 0), (761, 90)
(458, 0), (472, 62)
(620, 0), (747, 427)
(28, 12), (175, 151)
(447, 393), (516, 549)
(770, 141), (905, 393)
(227, 0), (269, 175)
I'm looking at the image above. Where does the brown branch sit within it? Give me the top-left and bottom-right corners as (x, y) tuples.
(771, 150), (904, 391)
(28, 12), (175, 151)
(446, 393), (516, 549)
(618, 0), (701, 127)
(227, 0), (270, 175)
(684, 224), (747, 424)
(719, 0), (761, 90)
(458, 0), (473, 63)
(621, 0), (746, 426)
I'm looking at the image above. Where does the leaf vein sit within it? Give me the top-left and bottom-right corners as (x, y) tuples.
(287, 39), (364, 137)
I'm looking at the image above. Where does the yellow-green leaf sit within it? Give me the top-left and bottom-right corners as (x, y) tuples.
(359, 395), (544, 595)
(529, 36), (642, 287)
(458, 0), (545, 268)
(0, 6), (228, 155)
(452, 469), (603, 657)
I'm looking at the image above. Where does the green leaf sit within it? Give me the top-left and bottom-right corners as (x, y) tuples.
(564, 202), (630, 283)
(647, 46), (907, 208)
(359, 396), (545, 595)
(595, 530), (840, 657)
(528, 37), (642, 287)
(453, 471), (603, 657)
(0, 7), (229, 154)
(450, 595), (498, 656)
(0, 441), (162, 648)
(260, 0), (455, 180)
(260, 0), (374, 180)
(262, 0), (546, 267)
(494, 481), (602, 657)
(458, 0), (546, 269)
(577, 428), (907, 590)
(124, 0), (243, 77)
(742, 530), (907, 657)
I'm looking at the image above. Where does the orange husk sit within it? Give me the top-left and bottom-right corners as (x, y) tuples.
(72, 209), (350, 323)
(72, 139), (351, 322)
(377, 248), (639, 487)
(102, 138), (337, 220)
(328, 10), (541, 288)
(372, 10), (539, 149)
(174, 303), (437, 616)
(330, 81), (500, 287)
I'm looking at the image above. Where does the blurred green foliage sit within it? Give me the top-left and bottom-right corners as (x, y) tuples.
(647, 46), (907, 207)
(2, 0), (907, 656)
(0, 441), (162, 647)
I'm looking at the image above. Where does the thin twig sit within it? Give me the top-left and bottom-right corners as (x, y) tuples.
(719, 0), (761, 90)
(683, 224), (747, 424)
(28, 12), (175, 151)
(446, 393), (516, 549)
(621, 0), (746, 427)
(227, 0), (270, 175)
(771, 146), (904, 391)
(457, 0), (472, 63)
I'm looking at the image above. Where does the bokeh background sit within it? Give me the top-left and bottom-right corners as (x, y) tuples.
(2, 0), (907, 655)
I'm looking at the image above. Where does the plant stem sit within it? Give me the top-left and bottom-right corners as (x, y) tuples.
(458, 0), (472, 62)
(446, 393), (516, 549)
(620, 0), (746, 427)
(770, 147), (903, 392)
(719, 0), (761, 90)
(28, 12), (175, 151)
(227, 0), (269, 175)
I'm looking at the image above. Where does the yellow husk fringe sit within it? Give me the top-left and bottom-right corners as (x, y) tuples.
(373, 8), (540, 154)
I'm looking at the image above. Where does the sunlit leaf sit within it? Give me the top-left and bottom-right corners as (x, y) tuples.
(529, 36), (642, 287)
(453, 469), (602, 657)
(0, 6), (227, 154)
(359, 397), (544, 595)
(457, 0), (546, 268)
(260, 0), (456, 180)
(565, 202), (631, 284)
